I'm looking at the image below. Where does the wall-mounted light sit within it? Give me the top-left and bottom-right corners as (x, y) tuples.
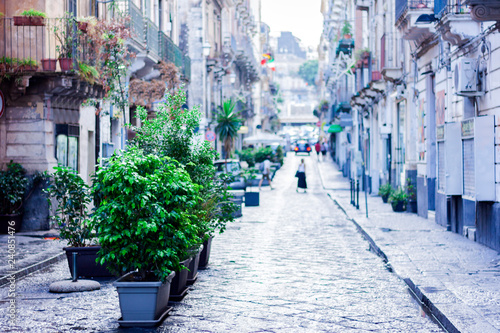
(229, 72), (236, 84)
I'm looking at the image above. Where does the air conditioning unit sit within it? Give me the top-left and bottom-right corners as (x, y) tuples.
(455, 58), (478, 94)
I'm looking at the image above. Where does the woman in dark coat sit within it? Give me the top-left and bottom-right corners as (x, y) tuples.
(296, 159), (307, 193)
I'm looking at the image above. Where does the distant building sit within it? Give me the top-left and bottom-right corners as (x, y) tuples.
(277, 32), (306, 59)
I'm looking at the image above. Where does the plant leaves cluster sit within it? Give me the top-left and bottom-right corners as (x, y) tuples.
(44, 166), (92, 247)
(0, 161), (29, 215)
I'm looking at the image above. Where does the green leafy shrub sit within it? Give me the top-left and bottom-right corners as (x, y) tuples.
(0, 161), (29, 215)
(254, 147), (273, 163)
(378, 183), (393, 197)
(389, 188), (408, 205)
(91, 149), (202, 281)
(44, 166), (92, 247)
(20, 9), (47, 17)
(237, 148), (256, 167)
(275, 145), (284, 165)
(406, 178), (416, 201)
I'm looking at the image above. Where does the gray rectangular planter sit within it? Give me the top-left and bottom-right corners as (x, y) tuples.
(187, 245), (203, 285)
(169, 258), (191, 301)
(113, 271), (175, 325)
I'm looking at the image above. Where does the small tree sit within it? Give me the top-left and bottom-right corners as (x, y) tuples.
(298, 60), (318, 86)
(215, 99), (242, 161)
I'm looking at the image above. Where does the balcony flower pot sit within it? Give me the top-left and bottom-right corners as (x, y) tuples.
(169, 258), (192, 301)
(13, 16), (45, 26)
(63, 246), (113, 278)
(0, 214), (23, 234)
(187, 245), (203, 285)
(19, 64), (38, 72)
(198, 236), (213, 269)
(41, 59), (57, 71)
(77, 22), (88, 33)
(114, 271), (175, 327)
(58, 58), (73, 71)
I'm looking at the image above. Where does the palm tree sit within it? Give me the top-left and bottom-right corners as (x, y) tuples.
(215, 99), (242, 162)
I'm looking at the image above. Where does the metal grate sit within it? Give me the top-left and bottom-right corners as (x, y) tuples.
(438, 142), (445, 191)
(462, 139), (474, 197)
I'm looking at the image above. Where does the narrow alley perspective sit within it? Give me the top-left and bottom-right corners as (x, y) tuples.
(0, 154), (443, 332)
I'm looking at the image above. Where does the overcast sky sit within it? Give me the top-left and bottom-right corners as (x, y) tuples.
(260, 0), (323, 49)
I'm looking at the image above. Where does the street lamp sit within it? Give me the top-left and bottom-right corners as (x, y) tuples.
(229, 72), (236, 84)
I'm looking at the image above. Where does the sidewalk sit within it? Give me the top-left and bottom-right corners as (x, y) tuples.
(0, 230), (66, 287)
(317, 159), (500, 333)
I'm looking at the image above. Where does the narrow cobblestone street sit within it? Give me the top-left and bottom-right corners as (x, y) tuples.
(0, 154), (443, 332)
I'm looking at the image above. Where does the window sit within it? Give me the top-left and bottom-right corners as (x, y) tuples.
(55, 124), (80, 171)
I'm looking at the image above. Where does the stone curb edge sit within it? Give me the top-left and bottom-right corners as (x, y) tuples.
(327, 194), (458, 333)
(0, 252), (66, 288)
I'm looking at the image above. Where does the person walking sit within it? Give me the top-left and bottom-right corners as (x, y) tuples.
(296, 158), (307, 193)
(314, 141), (321, 161)
(258, 156), (273, 190)
(321, 141), (328, 161)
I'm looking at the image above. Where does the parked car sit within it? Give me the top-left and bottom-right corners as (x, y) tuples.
(214, 159), (246, 190)
(293, 140), (311, 155)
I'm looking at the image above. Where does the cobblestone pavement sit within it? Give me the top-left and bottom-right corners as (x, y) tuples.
(317, 157), (500, 333)
(0, 153), (442, 332)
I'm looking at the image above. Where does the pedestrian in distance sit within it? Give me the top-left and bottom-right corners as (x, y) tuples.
(296, 158), (307, 193)
(321, 141), (328, 161)
(314, 141), (321, 161)
(258, 155), (273, 191)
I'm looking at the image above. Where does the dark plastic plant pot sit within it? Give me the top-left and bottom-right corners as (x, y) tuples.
(245, 191), (260, 206)
(391, 201), (406, 212)
(187, 245), (203, 284)
(169, 258), (191, 300)
(381, 194), (389, 203)
(114, 271), (175, 324)
(0, 214), (23, 234)
(64, 246), (114, 278)
(198, 236), (213, 269)
(408, 200), (417, 213)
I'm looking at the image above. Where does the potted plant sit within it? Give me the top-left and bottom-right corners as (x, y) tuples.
(44, 166), (112, 278)
(78, 62), (99, 84)
(14, 9), (46, 26)
(0, 162), (29, 233)
(406, 178), (417, 213)
(41, 58), (57, 71)
(53, 16), (76, 71)
(91, 149), (202, 326)
(18, 58), (38, 71)
(389, 188), (408, 212)
(0, 56), (15, 72)
(378, 183), (393, 203)
(341, 20), (352, 39)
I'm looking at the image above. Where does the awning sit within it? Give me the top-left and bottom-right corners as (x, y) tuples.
(327, 124), (343, 133)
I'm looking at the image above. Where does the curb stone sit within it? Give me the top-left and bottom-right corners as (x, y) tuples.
(329, 195), (458, 332)
(0, 252), (65, 287)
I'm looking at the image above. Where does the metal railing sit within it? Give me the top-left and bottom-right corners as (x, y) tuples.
(434, 0), (470, 17)
(396, 0), (434, 22)
(145, 18), (159, 57)
(0, 17), (92, 73)
(126, 0), (145, 45)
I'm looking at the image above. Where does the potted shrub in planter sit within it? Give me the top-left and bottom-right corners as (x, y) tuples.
(44, 166), (112, 278)
(0, 162), (29, 233)
(406, 178), (417, 213)
(378, 183), (393, 203)
(14, 9), (46, 26)
(241, 167), (260, 207)
(91, 149), (202, 326)
(389, 188), (408, 212)
(53, 16), (75, 71)
(18, 58), (38, 71)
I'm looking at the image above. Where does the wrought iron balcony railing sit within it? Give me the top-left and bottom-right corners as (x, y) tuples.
(396, 0), (434, 23)
(434, 0), (470, 17)
(0, 17), (92, 73)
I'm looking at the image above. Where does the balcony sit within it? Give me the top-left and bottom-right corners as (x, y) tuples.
(234, 35), (260, 83)
(435, 1), (478, 46)
(396, 0), (436, 43)
(159, 32), (190, 81)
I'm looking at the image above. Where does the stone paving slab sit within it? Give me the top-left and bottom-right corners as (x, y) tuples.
(317, 158), (500, 333)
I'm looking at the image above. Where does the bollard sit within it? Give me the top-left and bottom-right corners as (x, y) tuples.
(350, 179), (354, 205)
(356, 180), (360, 210)
(72, 252), (78, 282)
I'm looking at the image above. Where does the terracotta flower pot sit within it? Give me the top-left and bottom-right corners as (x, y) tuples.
(13, 16), (45, 26)
(77, 22), (88, 33)
(58, 58), (73, 71)
(41, 59), (57, 71)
